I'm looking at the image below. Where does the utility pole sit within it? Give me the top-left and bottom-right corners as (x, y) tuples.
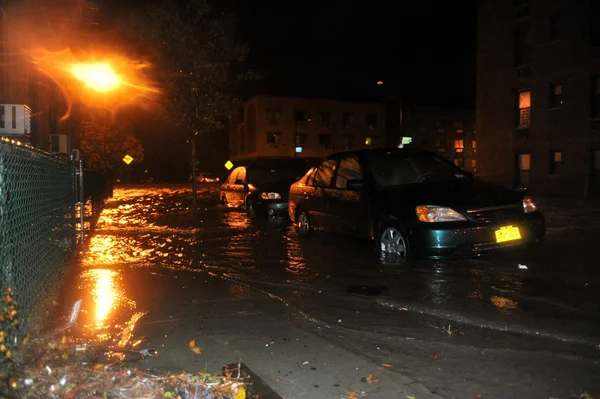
(191, 91), (199, 211)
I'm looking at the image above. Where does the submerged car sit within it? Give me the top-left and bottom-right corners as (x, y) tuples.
(288, 148), (545, 259)
(196, 173), (220, 183)
(219, 159), (310, 218)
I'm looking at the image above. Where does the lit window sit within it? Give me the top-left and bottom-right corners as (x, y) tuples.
(454, 139), (464, 152)
(518, 91), (531, 128)
(472, 140), (477, 152)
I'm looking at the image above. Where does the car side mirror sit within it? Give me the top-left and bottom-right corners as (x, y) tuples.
(346, 179), (364, 191)
(234, 179), (244, 185)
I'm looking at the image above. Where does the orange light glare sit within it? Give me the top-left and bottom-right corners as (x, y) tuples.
(71, 63), (121, 92)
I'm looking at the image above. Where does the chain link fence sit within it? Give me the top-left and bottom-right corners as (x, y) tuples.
(0, 140), (75, 327)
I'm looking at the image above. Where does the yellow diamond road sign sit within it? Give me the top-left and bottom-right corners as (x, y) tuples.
(224, 160), (233, 170)
(123, 155), (133, 165)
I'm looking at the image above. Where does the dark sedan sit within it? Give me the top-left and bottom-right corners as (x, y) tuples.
(219, 160), (309, 218)
(288, 148), (545, 259)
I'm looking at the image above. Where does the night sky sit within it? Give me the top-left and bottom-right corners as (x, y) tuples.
(231, 0), (477, 105)
(119, 0), (476, 106)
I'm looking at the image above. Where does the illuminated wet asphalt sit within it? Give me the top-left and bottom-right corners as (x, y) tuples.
(56, 185), (600, 398)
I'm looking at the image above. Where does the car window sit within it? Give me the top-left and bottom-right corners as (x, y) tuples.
(227, 168), (240, 184)
(335, 156), (363, 189)
(408, 153), (468, 182)
(247, 167), (301, 184)
(369, 153), (419, 186)
(312, 159), (337, 188)
(236, 167), (246, 183)
(368, 151), (469, 187)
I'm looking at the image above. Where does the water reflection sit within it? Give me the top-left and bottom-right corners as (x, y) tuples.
(490, 295), (518, 314)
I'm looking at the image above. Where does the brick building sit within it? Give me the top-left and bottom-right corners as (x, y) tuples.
(476, 0), (600, 197)
(230, 96), (386, 162)
(403, 105), (477, 174)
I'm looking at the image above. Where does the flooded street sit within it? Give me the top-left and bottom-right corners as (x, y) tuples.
(59, 185), (600, 398)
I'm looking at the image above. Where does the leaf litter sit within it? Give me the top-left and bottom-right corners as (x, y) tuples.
(1, 334), (249, 398)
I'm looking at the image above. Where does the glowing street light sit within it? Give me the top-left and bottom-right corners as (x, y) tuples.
(70, 62), (122, 93)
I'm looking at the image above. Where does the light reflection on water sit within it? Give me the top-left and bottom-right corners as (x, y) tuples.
(75, 184), (549, 345)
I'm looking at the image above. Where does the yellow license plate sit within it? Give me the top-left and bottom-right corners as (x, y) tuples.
(495, 225), (521, 243)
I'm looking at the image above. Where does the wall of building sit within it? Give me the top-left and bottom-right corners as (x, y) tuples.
(476, 0), (600, 197)
(230, 96), (386, 161)
(403, 106), (477, 173)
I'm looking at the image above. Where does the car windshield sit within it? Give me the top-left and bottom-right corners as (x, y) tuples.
(367, 151), (470, 187)
(247, 168), (302, 184)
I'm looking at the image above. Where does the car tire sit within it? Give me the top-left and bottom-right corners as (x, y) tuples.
(296, 209), (313, 236)
(377, 221), (409, 261)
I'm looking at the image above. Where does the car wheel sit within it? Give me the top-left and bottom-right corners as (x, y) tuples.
(378, 222), (409, 260)
(296, 210), (312, 236)
(246, 198), (255, 215)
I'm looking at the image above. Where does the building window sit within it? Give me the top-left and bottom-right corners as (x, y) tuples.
(318, 134), (332, 146)
(591, 2), (600, 46)
(365, 136), (378, 146)
(592, 77), (600, 119)
(515, 0), (530, 17)
(549, 151), (562, 174)
(266, 132), (281, 144)
(515, 25), (532, 66)
(435, 138), (446, 151)
(517, 153), (531, 188)
(549, 15), (560, 42)
(472, 140), (477, 153)
(436, 118), (446, 132)
(549, 84), (563, 108)
(320, 112), (332, 124)
(453, 158), (465, 168)
(343, 135), (354, 148)
(454, 139), (464, 153)
(294, 110), (310, 123)
(295, 133), (307, 146)
(0, 106), (5, 129)
(518, 90), (531, 128)
(366, 114), (378, 126)
(455, 121), (464, 133)
(342, 113), (354, 126)
(413, 117), (425, 132)
(471, 159), (477, 172)
(266, 108), (280, 124)
(516, 65), (531, 79)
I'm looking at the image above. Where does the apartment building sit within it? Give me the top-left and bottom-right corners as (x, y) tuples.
(404, 106), (477, 173)
(477, 0), (600, 197)
(229, 96), (385, 161)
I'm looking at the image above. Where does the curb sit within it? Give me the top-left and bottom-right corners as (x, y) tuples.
(377, 298), (600, 351)
(224, 363), (283, 399)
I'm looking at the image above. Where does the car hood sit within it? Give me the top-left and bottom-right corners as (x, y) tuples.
(377, 179), (523, 211)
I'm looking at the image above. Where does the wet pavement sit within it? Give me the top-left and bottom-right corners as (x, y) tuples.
(53, 184), (600, 398)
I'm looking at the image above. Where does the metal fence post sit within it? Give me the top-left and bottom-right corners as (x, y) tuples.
(78, 160), (85, 244)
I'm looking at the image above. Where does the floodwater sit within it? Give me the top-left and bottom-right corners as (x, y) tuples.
(54, 185), (600, 398)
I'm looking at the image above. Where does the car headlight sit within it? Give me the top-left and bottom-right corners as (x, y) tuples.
(522, 196), (537, 213)
(261, 192), (281, 200)
(416, 205), (466, 222)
